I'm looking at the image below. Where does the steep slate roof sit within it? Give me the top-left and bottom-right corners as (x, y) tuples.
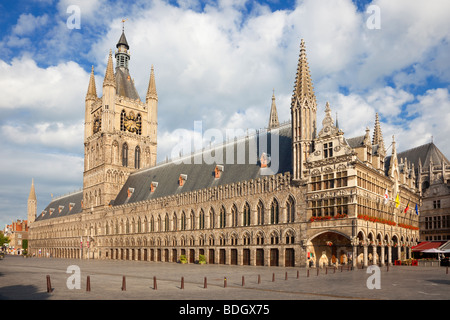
(115, 67), (141, 101)
(385, 142), (450, 173)
(113, 123), (292, 206)
(35, 191), (83, 221)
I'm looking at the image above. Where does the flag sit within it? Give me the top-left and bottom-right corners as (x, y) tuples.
(395, 194), (400, 208)
(404, 201), (410, 214)
(415, 203), (420, 215)
(384, 188), (389, 204)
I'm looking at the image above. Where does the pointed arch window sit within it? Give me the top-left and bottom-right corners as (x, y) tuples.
(270, 198), (279, 224)
(181, 212), (186, 231)
(257, 201), (264, 225)
(122, 143), (128, 167)
(209, 208), (215, 229)
(286, 196), (295, 223)
(135, 146), (141, 169)
(243, 202), (251, 226)
(199, 209), (205, 230)
(231, 204), (238, 227)
(190, 210), (195, 230)
(165, 214), (169, 232)
(219, 206), (226, 228)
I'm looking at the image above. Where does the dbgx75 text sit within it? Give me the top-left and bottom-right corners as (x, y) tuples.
(224, 305), (269, 315)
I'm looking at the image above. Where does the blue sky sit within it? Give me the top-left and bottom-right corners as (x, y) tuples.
(0, 0), (449, 229)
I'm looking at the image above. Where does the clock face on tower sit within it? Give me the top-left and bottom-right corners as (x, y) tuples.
(124, 112), (141, 133)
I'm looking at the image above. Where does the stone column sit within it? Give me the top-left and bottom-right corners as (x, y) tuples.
(387, 245), (392, 265)
(372, 244), (377, 265)
(363, 244), (368, 268)
(380, 245), (385, 266)
(351, 237), (358, 268)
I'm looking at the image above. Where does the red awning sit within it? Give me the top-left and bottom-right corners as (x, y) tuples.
(411, 241), (446, 252)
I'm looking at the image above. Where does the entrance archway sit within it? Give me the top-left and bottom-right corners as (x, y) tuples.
(307, 231), (351, 268)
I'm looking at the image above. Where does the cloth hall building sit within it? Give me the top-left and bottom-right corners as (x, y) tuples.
(28, 30), (425, 268)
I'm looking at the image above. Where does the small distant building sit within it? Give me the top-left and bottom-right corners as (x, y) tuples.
(4, 219), (29, 254)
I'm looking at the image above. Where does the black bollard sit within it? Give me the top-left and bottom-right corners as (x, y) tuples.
(224, 277), (227, 288)
(242, 276), (245, 286)
(204, 277), (207, 289)
(86, 276), (91, 292)
(46, 275), (52, 293)
(257, 274), (261, 284)
(181, 276), (184, 290)
(122, 276), (126, 291)
(153, 276), (157, 290)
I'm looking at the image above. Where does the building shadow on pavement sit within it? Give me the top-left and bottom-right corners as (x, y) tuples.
(0, 285), (50, 300)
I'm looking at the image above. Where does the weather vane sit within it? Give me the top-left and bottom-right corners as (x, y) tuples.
(121, 18), (127, 31)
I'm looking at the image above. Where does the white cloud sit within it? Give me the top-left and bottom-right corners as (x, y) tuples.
(1, 0), (449, 227)
(12, 13), (49, 36)
(0, 56), (88, 117)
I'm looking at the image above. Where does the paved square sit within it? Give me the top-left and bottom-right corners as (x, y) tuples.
(0, 255), (449, 301)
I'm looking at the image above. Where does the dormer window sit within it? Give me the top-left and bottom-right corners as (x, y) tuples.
(127, 187), (134, 198)
(215, 165), (224, 178)
(324, 142), (333, 158)
(260, 153), (270, 168)
(179, 174), (187, 186)
(150, 182), (158, 193)
(58, 205), (64, 213)
(49, 208), (55, 215)
(69, 203), (75, 211)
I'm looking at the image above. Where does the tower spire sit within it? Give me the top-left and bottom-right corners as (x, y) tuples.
(86, 66), (97, 100)
(146, 65), (158, 102)
(372, 113), (386, 155)
(103, 50), (116, 87)
(27, 178), (37, 224)
(291, 39), (317, 180)
(268, 90), (280, 129)
(292, 39), (317, 109)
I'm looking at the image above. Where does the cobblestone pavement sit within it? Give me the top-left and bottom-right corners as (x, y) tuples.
(1, 255), (449, 302)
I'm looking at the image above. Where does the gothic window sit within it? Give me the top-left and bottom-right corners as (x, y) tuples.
(286, 196), (295, 223)
(270, 198), (279, 224)
(270, 232), (279, 245)
(122, 143), (128, 167)
(165, 214), (169, 232)
(150, 216), (154, 232)
(120, 110), (126, 131)
(257, 201), (264, 225)
(231, 204), (238, 227)
(209, 208), (215, 229)
(199, 209), (205, 230)
(173, 213), (177, 231)
(135, 146), (141, 169)
(219, 206), (226, 228)
(190, 210), (195, 230)
(181, 212), (186, 231)
(158, 215), (162, 232)
(243, 202), (250, 226)
(256, 232), (264, 245)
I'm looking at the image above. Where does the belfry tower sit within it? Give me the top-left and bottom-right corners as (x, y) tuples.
(27, 179), (37, 224)
(82, 27), (158, 211)
(291, 39), (317, 181)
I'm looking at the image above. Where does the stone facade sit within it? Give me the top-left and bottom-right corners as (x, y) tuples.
(28, 32), (422, 268)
